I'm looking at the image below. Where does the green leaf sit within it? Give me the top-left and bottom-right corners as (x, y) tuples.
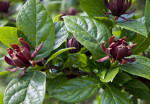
(119, 55), (150, 80)
(45, 47), (75, 65)
(62, 53), (89, 71)
(47, 75), (67, 95)
(145, 0), (150, 32)
(124, 79), (150, 103)
(0, 27), (19, 47)
(0, 71), (10, 76)
(132, 33), (150, 54)
(117, 21), (148, 37)
(113, 72), (132, 84)
(100, 67), (119, 82)
(63, 16), (111, 59)
(120, 29), (136, 41)
(4, 71), (46, 104)
(0, 19), (9, 27)
(53, 21), (69, 50)
(101, 86), (130, 104)
(51, 77), (102, 103)
(79, 0), (106, 17)
(54, 14), (63, 22)
(17, 0), (55, 59)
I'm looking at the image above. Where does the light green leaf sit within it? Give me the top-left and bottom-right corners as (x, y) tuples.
(63, 16), (111, 59)
(4, 71), (46, 104)
(0, 71), (10, 76)
(51, 77), (102, 103)
(79, 0), (106, 17)
(145, 0), (150, 32)
(17, 0), (55, 59)
(100, 67), (119, 82)
(53, 21), (69, 50)
(0, 19), (9, 27)
(0, 27), (19, 47)
(119, 55), (150, 80)
(101, 86), (130, 104)
(124, 79), (150, 103)
(45, 47), (75, 65)
(54, 14), (63, 22)
(117, 21), (148, 37)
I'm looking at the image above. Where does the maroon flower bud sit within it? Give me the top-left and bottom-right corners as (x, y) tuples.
(97, 36), (136, 64)
(68, 8), (78, 15)
(104, 0), (136, 21)
(0, 1), (10, 13)
(4, 37), (43, 77)
(59, 12), (67, 21)
(67, 36), (80, 53)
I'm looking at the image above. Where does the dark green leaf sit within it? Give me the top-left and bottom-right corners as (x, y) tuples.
(120, 29), (136, 41)
(47, 75), (67, 95)
(119, 55), (150, 80)
(79, 0), (106, 17)
(124, 79), (150, 103)
(17, 0), (55, 59)
(53, 21), (69, 50)
(0, 27), (20, 47)
(4, 71), (46, 104)
(145, 0), (150, 32)
(45, 47), (75, 65)
(113, 72), (132, 84)
(117, 21), (148, 37)
(63, 16), (111, 59)
(51, 77), (102, 103)
(132, 33), (150, 54)
(101, 86), (130, 104)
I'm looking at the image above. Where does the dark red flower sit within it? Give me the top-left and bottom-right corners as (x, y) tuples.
(68, 8), (78, 15)
(0, 1), (10, 13)
(97, 36), (136, 64)
(67, 36), (80, 53)
(4, 37), (43, 77)
(104, 0), (136, 21)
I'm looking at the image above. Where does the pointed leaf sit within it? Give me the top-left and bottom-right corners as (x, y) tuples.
(4, 71), (46, 104)
(119, 55), (150, 80)
(17, 0), (55, 59)
(50, 77), (102, 103)
(63, 16), (111, 59)
(145, 0), (150, 32)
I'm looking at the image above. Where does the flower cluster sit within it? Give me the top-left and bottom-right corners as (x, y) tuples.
(97, 36), (136, 64)
(104, 0), (136, 20)
(4, 37), (43, 77)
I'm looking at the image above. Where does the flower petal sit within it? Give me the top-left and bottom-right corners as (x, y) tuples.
(7, 48), (14, 58)
(4, 55), (15, 66)
(20, 47), (31, 60)
(5, 67), (20, 72)
(109, 36), (115, 45)
(31, 42), (43, 59)
(104, 0), (110, 9)
(97, 56), (110, 62)
(101, 41), (106, 52)
(19, 37), (31, 51)
(16, 66), (28, 77)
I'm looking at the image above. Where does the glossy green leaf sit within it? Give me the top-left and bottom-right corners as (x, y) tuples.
(113, 72), (132, 84)
(101, 86), (130, 104)
(51, 77), (102, 103)
(47, 75), (67, 95)
(132, 33), (150, 54)
(45, 47), (75, 65)
(17, 0), (55, 59)
(53, 21), (69, 50)
(4, 71), (46, 104)
(0, 27), (20, 47)
(145, 0), (150, 32)
(0, 19), (9, 27)
(119, 55), (150, 80)
(62, 53), (90, 71)
(63, 16), (111, 59)
(120, 29), (136, 41)
(124, 79), (150, 103)
(117, 21), (148, 37)
(100, 67), (119, 82)
(79, 0), (106, 17)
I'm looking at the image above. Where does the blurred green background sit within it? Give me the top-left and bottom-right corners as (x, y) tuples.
(0, 0), (147, 104)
